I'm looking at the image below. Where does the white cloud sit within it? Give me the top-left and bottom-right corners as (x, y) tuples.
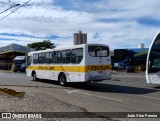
(0, 0), (159, 50)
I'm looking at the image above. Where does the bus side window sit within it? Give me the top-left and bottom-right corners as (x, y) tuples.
(66, 50), (71, 63)
(27, 56), (32, 65)
(46, 52), (52, 64)
(53, 52), (55, 63)
(49, 52), (53, 63)
(71, 48), (83, 64)
(57, 51), (62, 63)
(53, 51), (61, 64)
(61, 50), (71, 64)
(42, 53), (46, 63)
(38, 53), (46, 64)
(38, 53), (42, 64)
(61, 51), (66, 63)
(71, 49), (76, 63)
(33, 54), (38, 64)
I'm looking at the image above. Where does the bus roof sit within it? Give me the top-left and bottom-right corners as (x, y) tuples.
(28, 43), (109, 54)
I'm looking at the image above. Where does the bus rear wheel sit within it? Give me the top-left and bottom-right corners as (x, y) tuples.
(58, 73), (66, 86)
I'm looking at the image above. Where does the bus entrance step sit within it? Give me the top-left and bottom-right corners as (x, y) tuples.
(0, 88), (25, 98)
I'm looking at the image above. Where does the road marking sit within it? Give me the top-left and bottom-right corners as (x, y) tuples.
(137, 95), (160, 100)
(63, 89), (80, 93)
(77, 91), (123, 102)
(63, 89), (123, 102)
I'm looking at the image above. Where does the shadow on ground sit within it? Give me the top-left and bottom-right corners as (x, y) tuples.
(0, 78), (159, 95)
(153, 86), (160, 89)
(68, 82), (159, 94)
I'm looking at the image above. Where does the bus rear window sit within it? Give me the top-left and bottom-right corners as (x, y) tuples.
(88, 45), (109, 57)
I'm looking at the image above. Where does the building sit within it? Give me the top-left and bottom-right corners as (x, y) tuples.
(74, 31), (87, 45)
(0, 44), (34, 70)
(112, 48), (148, 71)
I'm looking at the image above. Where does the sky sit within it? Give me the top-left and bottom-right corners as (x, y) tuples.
(0, 0), (159, 50)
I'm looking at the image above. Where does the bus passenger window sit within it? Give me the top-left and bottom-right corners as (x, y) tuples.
(46, 52), (53, 64)
(33, 54), (38, 64)
(38, 53), (46, 64)
(53, 51), (61, 64)
(71, 48), (83, 64)
(61, 50), (71, 64)
(27, 56), (32, 65)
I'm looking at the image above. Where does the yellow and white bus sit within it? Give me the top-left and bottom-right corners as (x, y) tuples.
(26, 43), (112, 86)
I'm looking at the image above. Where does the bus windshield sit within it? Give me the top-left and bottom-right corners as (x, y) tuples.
(13, 60), (25, 64)
(88, 45), (109, 57)
(148, 33), (160, 73)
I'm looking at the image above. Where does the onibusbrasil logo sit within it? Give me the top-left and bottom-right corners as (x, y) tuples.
(2, 113), (42, 119)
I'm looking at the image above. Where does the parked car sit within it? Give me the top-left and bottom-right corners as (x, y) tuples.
(125, 64), (135, 73)
(118, 59), (132, 70)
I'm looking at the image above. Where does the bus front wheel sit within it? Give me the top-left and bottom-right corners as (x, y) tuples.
(58, 73), (66, 86)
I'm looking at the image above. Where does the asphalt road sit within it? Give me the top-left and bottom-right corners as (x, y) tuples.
(0, 71), (160, 121)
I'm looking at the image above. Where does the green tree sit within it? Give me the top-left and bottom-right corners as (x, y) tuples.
(27, 40), (56, 51)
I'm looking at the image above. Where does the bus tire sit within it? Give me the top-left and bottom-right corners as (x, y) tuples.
(32, 72), (39, 81)
(58, 73), (67, 86)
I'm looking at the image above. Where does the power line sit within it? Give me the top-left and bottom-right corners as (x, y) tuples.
(0, 0), (32, 21)
(0, 4), (20, 15)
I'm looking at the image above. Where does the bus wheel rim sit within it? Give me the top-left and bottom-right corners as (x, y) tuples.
(60, 76), (65, 85)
